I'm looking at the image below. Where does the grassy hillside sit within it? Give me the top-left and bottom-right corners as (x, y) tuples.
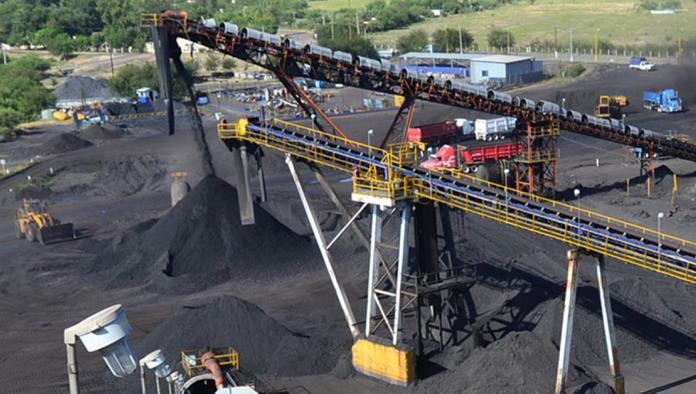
(356, 0), (695, 50)
(309, 0), (375, 11)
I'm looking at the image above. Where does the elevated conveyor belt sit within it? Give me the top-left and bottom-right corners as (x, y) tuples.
(145, 13), (696, 162)
(219, 118), (696, 284)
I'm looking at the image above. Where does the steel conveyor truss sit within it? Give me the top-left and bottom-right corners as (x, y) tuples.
(218, 118), (696, 285)
(143, 13), (696, 163)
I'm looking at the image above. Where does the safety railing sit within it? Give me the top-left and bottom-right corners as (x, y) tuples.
(219, 120), (385, 175)
(353, 165), (411, 202)
(430, 164), (696, 251)
(217, 118), (696, 284)
(180, 347), (239, 377)
(141, 13), (159, 27)
(515, 150), (560, 163)
(411, 176), (695, 284)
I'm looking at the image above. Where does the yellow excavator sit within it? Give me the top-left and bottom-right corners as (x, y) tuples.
(15, 199), (76, 244)
(595, 95), (629, 119)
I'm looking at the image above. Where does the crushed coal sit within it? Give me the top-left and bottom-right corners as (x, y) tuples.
(54, 76), (118, 102)
(415, 331), (611, 394)
(40, 133), (92, 155)
(79, 124), (130, 140)
(89, 176), (320, 293)
(134, 295), (339, 376)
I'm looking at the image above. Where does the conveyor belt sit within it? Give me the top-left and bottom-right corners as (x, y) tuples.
(219, 118), (696, 284)
(144, 13), (696, 163)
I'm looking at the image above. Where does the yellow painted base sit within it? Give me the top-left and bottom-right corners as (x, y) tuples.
(352, 336), (415, 386)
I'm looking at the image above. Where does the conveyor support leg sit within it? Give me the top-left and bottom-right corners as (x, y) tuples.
(286, 155), (359, 338)
(595, 254), (625, 394)
(555, 249), (580, 394)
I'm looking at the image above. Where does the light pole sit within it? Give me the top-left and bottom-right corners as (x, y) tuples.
(573, 188), (581, 216)
(657, 212), (664, 264)
(310, 113), (316, 133)
(367, 129), (374, 156)
(504, 167), (510, 219)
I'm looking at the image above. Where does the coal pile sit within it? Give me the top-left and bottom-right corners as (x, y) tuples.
(55, 76), (118, 102)
(90, 176), (320, 293)
(135, 295), (339, 376)
(417, 331), (612, 394)
(79, 124), (130, 141)
(40, 133), (92, 154)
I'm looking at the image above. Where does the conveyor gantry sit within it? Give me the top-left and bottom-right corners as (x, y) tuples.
(144, 13), (696, 163)
(219, 118), (696, 285)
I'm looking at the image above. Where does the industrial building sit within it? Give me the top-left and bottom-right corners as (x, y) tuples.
(470, 55), (543, 85)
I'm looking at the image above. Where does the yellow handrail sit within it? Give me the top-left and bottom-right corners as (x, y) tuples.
(217, 118), (696, 284)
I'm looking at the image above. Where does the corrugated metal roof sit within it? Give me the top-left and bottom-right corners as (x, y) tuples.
(472, 55), (535, 64)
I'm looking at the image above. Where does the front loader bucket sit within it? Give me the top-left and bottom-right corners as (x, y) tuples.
(38, 223), (76, 244)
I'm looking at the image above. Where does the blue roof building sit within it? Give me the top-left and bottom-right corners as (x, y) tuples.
(470, 55), (543, 85)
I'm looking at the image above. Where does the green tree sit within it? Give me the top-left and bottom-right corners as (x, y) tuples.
(96, 0), (141, 49)
(397, 30), (429, 53)
(109, 61), (198, 100)
(320, 37), (379, 58)
(0, 54), (54, 135)
(222, 57), (237, 70)
(108, 63), (159, 98)
(487, 27), (515, 49)
(204, 53), (219, 72)
(34, 27), (76, 59)
(432, 28), (473, 52)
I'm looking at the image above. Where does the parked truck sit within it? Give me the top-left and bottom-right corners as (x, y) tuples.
(474, 117), (517, 141)
(407, 121), (460, 144)
(643, 89), (682, 113)
(629, 57), (656, 71)
(420, 142), (522, 173)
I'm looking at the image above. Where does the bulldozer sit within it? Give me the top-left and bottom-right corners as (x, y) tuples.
(595, 95), (629, 119)
(15, 199), (76, 244)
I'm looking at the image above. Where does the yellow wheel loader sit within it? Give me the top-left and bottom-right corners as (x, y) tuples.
(15, 199), (76, 244)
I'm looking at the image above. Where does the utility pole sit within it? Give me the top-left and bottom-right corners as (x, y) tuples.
(570, 29), (574, 63)
(355, 11), (360, 37)
(330, 15), (335, 40)
(507, 29), (510, 53)
(554, 27), (558, 60)
(459, 27), (464, 54)
(109, 49), (115, 78)
(2, 47), (7, 65)
(595, 28), (600, 63)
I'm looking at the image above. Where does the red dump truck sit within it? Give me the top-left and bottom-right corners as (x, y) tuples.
(407, 121), (459, 144)
(420, 142), (522, 173)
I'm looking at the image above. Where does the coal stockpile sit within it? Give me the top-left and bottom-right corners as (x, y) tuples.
(78, 124), (130, 141)
(135, 295), (340, 377)
(55, 76), (117, 102)
(40, 132), (92, 154)
(416, 331), (612, 394)
(90, 176), (320, 294)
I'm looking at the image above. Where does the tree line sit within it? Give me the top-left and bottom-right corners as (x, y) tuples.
(397, 27), (515, 54)
(0, 0), (309, 58)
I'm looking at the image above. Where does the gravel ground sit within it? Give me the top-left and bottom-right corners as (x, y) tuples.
(0, 64), (694, 393)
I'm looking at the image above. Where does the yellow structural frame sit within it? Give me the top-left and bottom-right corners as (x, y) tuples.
(219, 119), (696, 284)
(180, 347), (240, 377)
(352, 337), (415, 386)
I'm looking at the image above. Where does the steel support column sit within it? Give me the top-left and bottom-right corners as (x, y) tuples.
(285, 155), (359, 338)
(365, 204), (383, 335)
(555, 249), (580, 394)
(393, 203), (412, 345)
(66, 343), (79, 394)
(230, 146), (255, 225)
(239, 144), (255, 222)
(594, 254), (625, 394)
